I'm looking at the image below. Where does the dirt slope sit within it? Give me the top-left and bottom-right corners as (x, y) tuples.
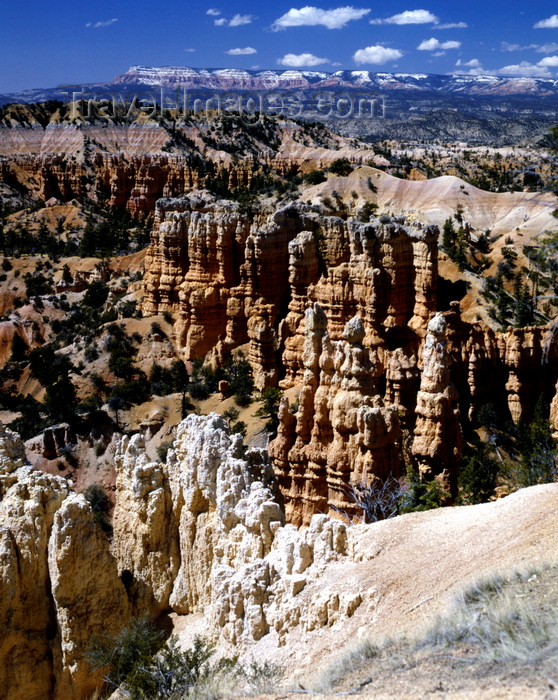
(229, 483), (558, 695)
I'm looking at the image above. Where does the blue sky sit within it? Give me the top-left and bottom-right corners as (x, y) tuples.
(1, 2), (558, 92)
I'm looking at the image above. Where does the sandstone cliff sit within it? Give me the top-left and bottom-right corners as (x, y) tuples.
(0, 120), (377, 214)
(143, 194), (558, 523)
(0, 425), (129, 700)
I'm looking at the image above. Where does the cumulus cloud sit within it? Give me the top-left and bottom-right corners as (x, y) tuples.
(538, 42), (558, 53)
(184, 48), (196, 53)
(277, 52), (330, 67)
(272, 6), (370, 30)
(353, 45), (403, 64)
(498, 61), (552, 77)
(418, 37), (460, 50)
(453, 65), (486, 76)
(534, 15), (558, 29)
(226, 47), (257, 55)
(456, 58), (481, 68)
(538, 55), (558, 67)
(454, 58), (553, 78)
(206, 8), (221, 15)
(370, 9), (438, 25)
(434, 21), (467, 29)
(215, 13), (256, 27)
(85, 18), (118, 28)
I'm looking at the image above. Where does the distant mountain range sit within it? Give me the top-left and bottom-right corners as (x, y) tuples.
(1, 66), (557, 146)
(2, 64), (558, 104)
(112, 65), (558, 97)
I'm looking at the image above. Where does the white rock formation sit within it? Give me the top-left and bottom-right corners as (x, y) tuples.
(113, 413), (350, 648)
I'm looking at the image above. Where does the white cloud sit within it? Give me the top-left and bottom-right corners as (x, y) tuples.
(86, 18), (118, 28)
(418, 37), (460, 51)
(501, 41), (558, 53)
(206, 8), (221, 16)
(499, 61), (552, 77)
(534, 15), (558, 29)
(434, 21), (467, 29)
(277, 52), (330, 67)
(229, 13), (256, 26)
(184, 48), (196, 53)
(353, 45), (403, 64)
(453, 66), (487, 76)
(370, 9), (438, 25)
(454, 59), (553, 78)
(538, 55), (558, 67)
(501, 42), (534, 51)
(272, 6), (370, 30)
(215, 13), (256, 27)
(226, 47), (257, 55)
(456, 58), (481, 68)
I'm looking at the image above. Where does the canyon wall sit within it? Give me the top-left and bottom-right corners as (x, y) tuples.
(144, 195), (558, 523)
(0, 122), (377, 214)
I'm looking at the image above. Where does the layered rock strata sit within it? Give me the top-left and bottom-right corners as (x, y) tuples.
(144, 197), (439, 393)
(0, 121), (376, 213)
(112, 413), (350, 647)
(270, 308), (402, 525)
(3, 416), (558, 698)
(144, 194), (558, 523)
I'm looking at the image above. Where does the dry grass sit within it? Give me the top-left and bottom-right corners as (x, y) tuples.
(316, 560), (558, 696)
(421, 563), (558, 663)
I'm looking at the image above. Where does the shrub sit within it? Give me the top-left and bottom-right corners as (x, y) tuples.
(336, 476), (402, 523)
(329, 158), (353, 176)
(84, 343), (99, 362)
(399, 466), (449, 513)
(157, 440), (173, 463)
(82, 280), (109, 308)
(459, 441), (500, 504)
(231, 420), (247, 436)
(10, 333), (27, 363)
(84, 484), (112, 534)
(357, 201), (378, 223)
(304, 169), (326, 185)
(150, 321), (164, 336)
(88, 623), (283, 699)
(223, 406), (240, 422)
(24, 272), (53, 297)
(111, 376), (151, 406)
(86, 615), (163, 694)
(255, 387), (282, 437)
